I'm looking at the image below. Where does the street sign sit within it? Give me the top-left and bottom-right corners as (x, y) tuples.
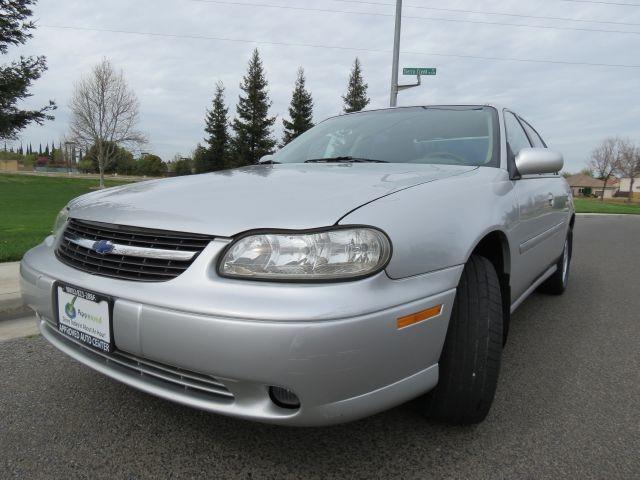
(403, 67), (436, 76)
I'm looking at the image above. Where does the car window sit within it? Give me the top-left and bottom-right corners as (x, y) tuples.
(520, 119), (546, 148)
(273, 106), (501, 167)
(504, 111), (531, 156)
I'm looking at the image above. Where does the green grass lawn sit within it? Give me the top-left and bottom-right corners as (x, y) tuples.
(0, 174), (131, 262)
(573, 198), (640, 215)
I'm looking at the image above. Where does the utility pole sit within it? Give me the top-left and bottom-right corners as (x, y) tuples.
(389, 0), (435, 106)
(389, 0), (402, 107)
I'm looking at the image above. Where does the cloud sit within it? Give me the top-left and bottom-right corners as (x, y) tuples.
(6, 0), (640, 172)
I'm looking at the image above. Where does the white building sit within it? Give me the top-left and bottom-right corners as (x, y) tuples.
(618, 177), (640, 198)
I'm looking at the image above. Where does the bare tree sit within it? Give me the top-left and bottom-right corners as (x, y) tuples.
(589, 137), (619, 201)
(615, 138), (640, 203)
(69, 58), (145, 187)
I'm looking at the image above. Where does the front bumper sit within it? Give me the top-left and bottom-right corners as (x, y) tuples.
(21, 238), (460, 426)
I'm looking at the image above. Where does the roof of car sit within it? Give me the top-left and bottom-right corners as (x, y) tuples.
(343, 103), (509, 115)
(398, 103), (505, 109)
(327, 103), (516, 126)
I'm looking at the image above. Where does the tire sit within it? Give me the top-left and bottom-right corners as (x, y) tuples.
(539, 231), (572, 295)
(424, 255), (503, 425)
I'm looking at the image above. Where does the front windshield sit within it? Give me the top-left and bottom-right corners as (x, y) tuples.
(273, 106), (499, 167)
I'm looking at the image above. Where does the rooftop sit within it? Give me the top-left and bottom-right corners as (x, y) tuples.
(566, 174), (618, 189)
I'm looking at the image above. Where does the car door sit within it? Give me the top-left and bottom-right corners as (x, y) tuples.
(505, 111), (567, 300)
(519, 115), (570, 245)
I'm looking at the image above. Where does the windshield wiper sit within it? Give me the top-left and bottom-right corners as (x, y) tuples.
(304, 156), (388, 163)
(257, 159), (281, 164)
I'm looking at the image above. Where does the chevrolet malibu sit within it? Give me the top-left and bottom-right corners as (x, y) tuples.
(21, 105), (574, 426)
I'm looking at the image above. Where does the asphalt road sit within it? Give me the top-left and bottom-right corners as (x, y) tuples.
(1, 215), (639, 479)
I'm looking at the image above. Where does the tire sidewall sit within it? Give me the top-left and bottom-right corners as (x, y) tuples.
(561, 230), (573, 289)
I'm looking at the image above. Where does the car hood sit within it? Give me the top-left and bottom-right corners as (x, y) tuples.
(68, 163), (476, 236)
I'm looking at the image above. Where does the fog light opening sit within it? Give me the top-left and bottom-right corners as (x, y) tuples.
(269, 386), (301, 409)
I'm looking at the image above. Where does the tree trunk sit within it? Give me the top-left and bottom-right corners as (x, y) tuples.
(97, 144), (105, 189)
(629, 178), (635, 204)
(99, 159), (105, 188)
(601, 177), (608, 201)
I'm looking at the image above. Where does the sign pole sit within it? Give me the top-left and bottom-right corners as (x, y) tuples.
(389, 0), (402, 108)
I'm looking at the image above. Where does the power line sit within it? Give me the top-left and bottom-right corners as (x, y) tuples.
(40, 24), (640, 69)
(558, 0), (640, 6)
(186, 0), (640, 36)
(330, 0), (640, 27)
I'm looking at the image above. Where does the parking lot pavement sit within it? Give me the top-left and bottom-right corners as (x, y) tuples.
(1, 215), (639, 480)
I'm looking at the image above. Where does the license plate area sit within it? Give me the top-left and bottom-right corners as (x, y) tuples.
(55, 283), (113, 353)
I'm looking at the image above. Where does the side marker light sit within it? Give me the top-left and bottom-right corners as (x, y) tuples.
(397, 304), (443, 329)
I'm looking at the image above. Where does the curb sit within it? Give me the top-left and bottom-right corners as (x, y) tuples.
(0, 294), (29, 322)
(0, 307), (31, 322)
(0, 261), (24, 320)
(576, 213), (640, 217)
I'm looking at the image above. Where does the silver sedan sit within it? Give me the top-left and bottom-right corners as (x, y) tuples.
(21, 104), (574, 426)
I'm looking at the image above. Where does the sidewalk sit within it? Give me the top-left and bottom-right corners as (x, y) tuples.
(0, 262), (28, 320)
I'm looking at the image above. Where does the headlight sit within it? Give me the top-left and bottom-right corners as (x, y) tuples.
(219, 227), (392, 281)
(52, 208), (69, 239)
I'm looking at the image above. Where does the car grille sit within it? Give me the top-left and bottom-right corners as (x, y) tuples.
(55, 218), (213, 282)
(43, 320), (233, 400)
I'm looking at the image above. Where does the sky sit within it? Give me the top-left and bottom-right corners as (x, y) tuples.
(5, 0), (640, 172)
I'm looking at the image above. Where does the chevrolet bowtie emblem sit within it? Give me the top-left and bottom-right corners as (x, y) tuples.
(92, 239), (115, 255)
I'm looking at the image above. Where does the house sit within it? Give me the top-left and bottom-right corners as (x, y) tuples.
(566, 174), (618, 199)
(617, 177), (640, 199)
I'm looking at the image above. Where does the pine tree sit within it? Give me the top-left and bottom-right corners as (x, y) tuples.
(38, 142), (41, 154)
(0, 0), (55, 139)
(231, 49), (276, 166)
(342, 58), (370, 113)
(282, 67), (314, 146)
(191, 144), (207, 172)
(44, 143), (49, 155)
(200, 81), (229, 172)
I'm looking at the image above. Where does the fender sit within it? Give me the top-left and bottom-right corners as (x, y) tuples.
(340, 167), (518, 280)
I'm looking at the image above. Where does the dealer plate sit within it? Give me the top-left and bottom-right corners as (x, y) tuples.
(56, 283), (113, 353)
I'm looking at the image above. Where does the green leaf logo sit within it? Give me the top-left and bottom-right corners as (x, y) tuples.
(64, 296), (77, 319)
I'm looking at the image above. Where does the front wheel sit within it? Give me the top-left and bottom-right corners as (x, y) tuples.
(423, 255), (503, 425)
(539, 231), (572, 295)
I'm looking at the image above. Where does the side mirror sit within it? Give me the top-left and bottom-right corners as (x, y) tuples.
(515, 148), (563, 176)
